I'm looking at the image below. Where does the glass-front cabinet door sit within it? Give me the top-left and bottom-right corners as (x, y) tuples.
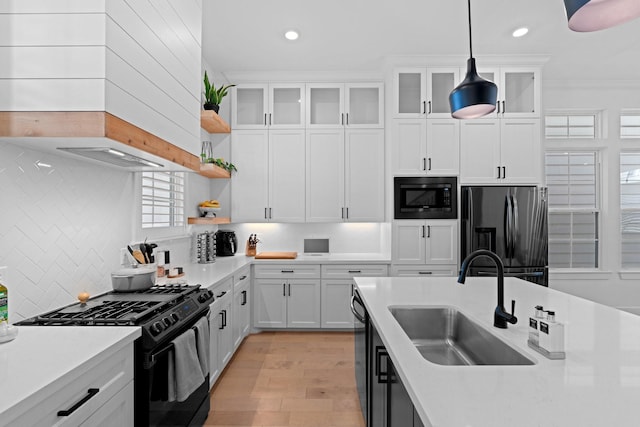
(500, 67), (540, 118)
(232, 84), (268, 129)
(306, 83), (344, 128)
(426, 67), (459, 118)
(345, 83), (384, 128)
(394, 69), (427, 118)
(233, 84), (305, 129)
(307, 83), (383, 128)
(269, 84), (305, 129)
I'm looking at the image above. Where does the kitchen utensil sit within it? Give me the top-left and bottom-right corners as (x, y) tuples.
(111, 265), (156, 292)
(254, 251), (298, 259)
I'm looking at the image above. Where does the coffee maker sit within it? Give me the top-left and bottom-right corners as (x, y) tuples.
(215, 230), (238, 256)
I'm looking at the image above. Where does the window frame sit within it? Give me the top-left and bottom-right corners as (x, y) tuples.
(544, 149), (602, 270)
(544, 109), (605, 141)
(135, 170), (187, 240)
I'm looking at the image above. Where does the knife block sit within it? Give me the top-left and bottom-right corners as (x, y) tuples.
(245, 240), (257, 257)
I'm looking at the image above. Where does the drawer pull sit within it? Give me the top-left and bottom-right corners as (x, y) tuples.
(281, 270), (294, 273)
(418, 271), (433, 275)
(348, 270), (362, 273)
(57, 388), (99, 417)
(239, 275), (247, 281)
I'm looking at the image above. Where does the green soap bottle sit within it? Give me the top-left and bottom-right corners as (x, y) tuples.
(0, 281), (7, 324)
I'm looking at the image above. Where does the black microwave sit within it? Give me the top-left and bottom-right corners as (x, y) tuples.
(394, 177), (457, 219)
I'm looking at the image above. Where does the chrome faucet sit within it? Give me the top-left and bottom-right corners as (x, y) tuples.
(458, 249), (518, 329)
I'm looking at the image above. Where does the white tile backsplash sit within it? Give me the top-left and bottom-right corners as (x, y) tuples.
(0, 142), (135, 322)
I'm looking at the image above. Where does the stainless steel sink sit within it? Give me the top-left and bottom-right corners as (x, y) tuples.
(389, 306), (535, 366)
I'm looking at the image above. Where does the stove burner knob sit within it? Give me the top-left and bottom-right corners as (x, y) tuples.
(150, 322), (163, 336)
(171, 313), (180, 323)
(162, 317), (172, 328)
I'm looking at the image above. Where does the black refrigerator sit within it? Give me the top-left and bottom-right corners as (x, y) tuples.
(460, 186), (549, 286)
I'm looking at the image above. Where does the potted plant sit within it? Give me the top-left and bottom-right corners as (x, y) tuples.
(203, 71), (235, 113)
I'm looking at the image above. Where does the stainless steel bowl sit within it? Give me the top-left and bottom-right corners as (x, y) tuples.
(111, 266), (156, 292)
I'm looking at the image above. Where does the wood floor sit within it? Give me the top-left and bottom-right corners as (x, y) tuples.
(205, 331), (365, 427)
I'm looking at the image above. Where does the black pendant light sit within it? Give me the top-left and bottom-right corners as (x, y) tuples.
(449, 0), (497, 119)
(564, 0), (640, 32)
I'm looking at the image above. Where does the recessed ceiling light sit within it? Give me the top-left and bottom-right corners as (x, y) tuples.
(284, 30), (299, 41)
(512, 27), (529, 38)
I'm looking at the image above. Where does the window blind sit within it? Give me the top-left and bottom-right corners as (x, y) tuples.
(142, 171), (185, 229)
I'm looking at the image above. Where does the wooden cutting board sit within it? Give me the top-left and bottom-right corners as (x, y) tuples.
(254, 251), (298, 259)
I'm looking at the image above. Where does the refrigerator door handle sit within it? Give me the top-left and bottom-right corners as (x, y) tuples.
(511, 194), (519, 259)
(504, 194), (512, 259)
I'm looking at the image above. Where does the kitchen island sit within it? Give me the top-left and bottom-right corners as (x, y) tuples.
(0, 326), (140, 426)
(355, 276), (640, 427)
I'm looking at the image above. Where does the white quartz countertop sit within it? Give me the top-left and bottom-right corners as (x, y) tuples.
(0, 326), (140, 420)
(354, 276), (640, 427)
(182, 253), (390, 288)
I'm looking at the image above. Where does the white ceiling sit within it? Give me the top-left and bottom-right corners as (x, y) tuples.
(202, 0), (640, 82)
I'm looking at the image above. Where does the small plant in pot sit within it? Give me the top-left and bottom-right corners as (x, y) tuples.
(203, 71), (235, 113)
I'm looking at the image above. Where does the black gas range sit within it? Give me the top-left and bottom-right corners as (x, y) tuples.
(18, 284), (214, 427)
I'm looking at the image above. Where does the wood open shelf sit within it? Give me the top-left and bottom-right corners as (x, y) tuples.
(198, 163), (231, 178)
(201, 110), (231, 133)
(188, 217), (231, 225)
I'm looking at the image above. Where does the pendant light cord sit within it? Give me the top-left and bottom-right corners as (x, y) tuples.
(467, 0), (473, 59)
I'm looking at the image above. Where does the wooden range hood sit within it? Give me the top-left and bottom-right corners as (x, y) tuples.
(0, 111), (202, 172)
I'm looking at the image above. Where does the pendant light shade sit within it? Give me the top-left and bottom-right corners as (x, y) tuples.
(564, 0), (640, 32)
(449, 0), (497, 119)
(450, 58), (498, 119)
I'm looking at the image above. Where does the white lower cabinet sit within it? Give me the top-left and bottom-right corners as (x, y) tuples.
(209, 277), (234, 388)
(254, 264), (321, 328)
(9, 341), (134, 427)
(254, 278), (321, 328)
(233, 266), (251, 350)
(320, 264), (389, 329)
(392, 220), (458, 277)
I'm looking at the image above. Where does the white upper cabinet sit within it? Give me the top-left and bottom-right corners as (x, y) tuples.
(475, 66), (541, 118)
(306, 128), (384, 222)
(393, 67), (459, 119)
(232, 129), (306, 222)
(306, 83), (384, 128)
(232, 83), (305, 129)
(392, 119), (459, 176)
(459, 118), (541, 184)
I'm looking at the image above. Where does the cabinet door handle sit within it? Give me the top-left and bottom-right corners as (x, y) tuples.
(418, 271), (433, 275)
(283, 283), (286, 296)
(422, 225), (426, 238)
(427, 225), (431, 238)
(502, 166), (506, 179)
(375, 346), (390, 384)
(497, 166), (502, 179)
(241, 290), (247, 305)
(342, 207), (345, 219)
(57, 388), (100, 417)
(346, 113), (349, 125)
(239, 275), (247, 281)
(428, 157), (432, 171)
(502, 100), (506, 114)
(427, 100), (432, 115)
(422, 158), (427, 171)
(345, 207), (349, 219)
(264, 113), (267, 126)
(269, 113), (272, 125)
(422, 100), (426, 115)
(269, 207), (272, 219)
(288, 283), (291, 296)
(219, 311), (225, 329)
(265, 207), (268, 219)
(223, 310), (227, 328)
(496, 101), (501, 114)
(341, 113), (344, 126)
